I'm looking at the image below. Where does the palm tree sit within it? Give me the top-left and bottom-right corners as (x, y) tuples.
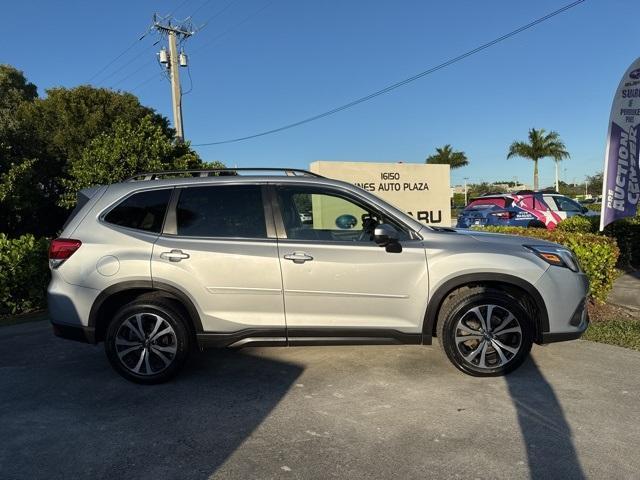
(425, 144), (469, 169)
(507, 128), (569, 191)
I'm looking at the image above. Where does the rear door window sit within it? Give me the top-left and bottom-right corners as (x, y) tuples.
(104, 189), (172, 233)
(176, 185), (267, 238)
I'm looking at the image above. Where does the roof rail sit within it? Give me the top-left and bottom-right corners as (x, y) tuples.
(126, 168), (323, 182)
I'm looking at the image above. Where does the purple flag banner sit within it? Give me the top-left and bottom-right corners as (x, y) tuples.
(600, 58), (640, 231)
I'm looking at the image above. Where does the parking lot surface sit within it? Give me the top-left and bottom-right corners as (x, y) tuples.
(1, 320), (639, 480)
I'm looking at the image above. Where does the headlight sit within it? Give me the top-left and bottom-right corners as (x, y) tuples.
(524, 245), (580, 272)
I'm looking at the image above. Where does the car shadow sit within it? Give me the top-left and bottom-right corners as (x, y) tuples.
(0, 329), (303, 480)
(505, 356), (585, 480)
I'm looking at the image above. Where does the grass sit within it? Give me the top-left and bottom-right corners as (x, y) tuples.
(584, 301), (640, 351)
(583, 318), (640, 351)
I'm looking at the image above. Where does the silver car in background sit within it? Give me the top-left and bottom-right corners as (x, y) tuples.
(48, 168), (589, 383)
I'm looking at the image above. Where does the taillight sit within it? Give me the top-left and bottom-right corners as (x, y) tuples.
(49, 238), (82, 269)
(490, 211), (516, 220)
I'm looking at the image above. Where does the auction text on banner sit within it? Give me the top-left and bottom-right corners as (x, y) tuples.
(600, 57), (640, 230)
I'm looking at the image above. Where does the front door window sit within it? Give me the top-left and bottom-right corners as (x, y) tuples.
(276, 186), (406, 242)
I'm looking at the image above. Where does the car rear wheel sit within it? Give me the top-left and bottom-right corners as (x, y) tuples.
(437, 287), (533, 376)
(105, 299), (190, 384)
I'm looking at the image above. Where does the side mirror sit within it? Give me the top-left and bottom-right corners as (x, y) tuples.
(374, 224), (401, 252)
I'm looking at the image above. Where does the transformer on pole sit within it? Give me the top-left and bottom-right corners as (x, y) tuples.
(153, 14), (194, 141)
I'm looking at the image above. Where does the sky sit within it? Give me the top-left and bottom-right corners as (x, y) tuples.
(2, 0), (635, 188)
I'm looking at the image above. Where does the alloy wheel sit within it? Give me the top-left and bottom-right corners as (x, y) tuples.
(114, 313), (178, 376)
(454, 304), (522, 370)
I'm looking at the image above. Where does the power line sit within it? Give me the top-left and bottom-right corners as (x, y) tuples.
(169, 0), (195, 17)
(87, 27), (152, 83)
(193, 0), (586, 147)
(196, 0), (239, 26)
(120, 0), (273, 91)
(110, 56), (157, 89)
(97, 1), (209, 88)
(102, 40), (160, 87)
(192, 0), (276, 54)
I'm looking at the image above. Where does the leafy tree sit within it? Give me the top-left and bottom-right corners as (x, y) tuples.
(0, 65), (37, 168)
(507, 128), (569, 190)
(556, 181), (583, 197)
(0, 77), (213, 237)
(425, 144), (469, 169)
(468, 182), (507, 197)
(586, 171), (603, 196)
(60, 115), (203, 207)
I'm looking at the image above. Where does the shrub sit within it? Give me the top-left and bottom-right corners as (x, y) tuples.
(603, 217), (640, 268)
(557, 215), (594, 233)
(0, 234), (49, 315)
(585, 203), (601, 213)
(476, 226), (619, 303)
(556, 214), (640, 269)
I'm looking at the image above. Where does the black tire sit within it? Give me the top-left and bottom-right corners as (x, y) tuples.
(105, 298), (191, 384)
(527, 220), (546, 229)
(437, 286), (533, 377)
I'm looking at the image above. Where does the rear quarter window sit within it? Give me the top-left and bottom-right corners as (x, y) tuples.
(104, 189), (172, 233)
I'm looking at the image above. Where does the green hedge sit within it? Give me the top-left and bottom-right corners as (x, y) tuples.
(557, 215), (640, 268)
(0, 234), (49, 315)
(476, 226), (619, 303)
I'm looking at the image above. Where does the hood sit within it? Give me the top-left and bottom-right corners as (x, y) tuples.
(450, 228), (561, 248)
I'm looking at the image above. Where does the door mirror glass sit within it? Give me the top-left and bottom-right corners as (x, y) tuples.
(335, 214), (358, 229)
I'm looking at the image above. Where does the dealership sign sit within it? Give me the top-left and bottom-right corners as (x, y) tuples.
(600, 58), (640, 230)
(310, 161), (451, 226)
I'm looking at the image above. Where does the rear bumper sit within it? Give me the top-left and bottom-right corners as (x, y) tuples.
(51, 321), (96, 344)
(48, 273), (100, 344)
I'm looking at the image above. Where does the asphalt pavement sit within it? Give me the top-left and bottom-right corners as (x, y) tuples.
(1, 320), (639, 480)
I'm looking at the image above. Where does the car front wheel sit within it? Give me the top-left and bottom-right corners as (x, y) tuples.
(437, 287), (533, 376)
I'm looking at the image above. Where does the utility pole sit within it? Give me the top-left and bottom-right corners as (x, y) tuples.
(153, 15), (194, 142)
(464, 177), (469, 205)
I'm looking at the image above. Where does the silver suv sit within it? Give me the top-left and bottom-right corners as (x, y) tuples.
(48, 168), (589, 383)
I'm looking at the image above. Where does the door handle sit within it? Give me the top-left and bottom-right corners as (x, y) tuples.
(283, 252), (313, 264)
(160, 249), (190, 262)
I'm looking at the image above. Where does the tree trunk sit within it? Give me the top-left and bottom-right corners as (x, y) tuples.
(533, 159), (539, 190)
(555, 160), (559, 191)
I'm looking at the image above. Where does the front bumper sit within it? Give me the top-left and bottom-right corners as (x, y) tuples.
(535, 267), (590, 344)
(541, 299), (590, 343)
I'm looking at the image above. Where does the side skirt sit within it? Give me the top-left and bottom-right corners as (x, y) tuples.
(196, 328), (423, 349)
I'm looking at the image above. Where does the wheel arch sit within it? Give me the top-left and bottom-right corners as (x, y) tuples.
(423, 273), (549, 345)
(89, 280), (203, 343)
